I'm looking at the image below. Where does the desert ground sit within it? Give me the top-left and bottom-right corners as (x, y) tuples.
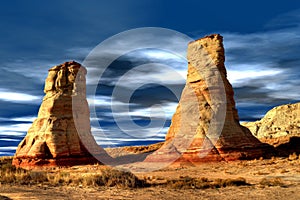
(1, 154), (300, 200)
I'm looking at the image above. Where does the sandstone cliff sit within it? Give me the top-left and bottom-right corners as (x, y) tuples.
(145, 34), (272, 164)
(13, 61), (111, 168)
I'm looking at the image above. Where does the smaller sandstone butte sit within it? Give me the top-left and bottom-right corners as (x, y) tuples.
(242, 103), (300, 154)
(13, 61), (111, 168)
(145, 34), (272, 165)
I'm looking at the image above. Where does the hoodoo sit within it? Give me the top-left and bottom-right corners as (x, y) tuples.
(145, 34), (271, 164)
(12, 61), (111, 168)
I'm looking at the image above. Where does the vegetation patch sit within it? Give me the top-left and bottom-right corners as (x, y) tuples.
(259, 177), (285, 187)
(1, 157), (251, 190)
(165, 176), (249, 189)
(0, 157), (145, 188)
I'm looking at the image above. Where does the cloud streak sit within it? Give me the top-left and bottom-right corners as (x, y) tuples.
(0, 89), (42, 103)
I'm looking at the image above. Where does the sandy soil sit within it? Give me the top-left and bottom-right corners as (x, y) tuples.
(0, 184), (299, 200)
(1, 157), (300, 200)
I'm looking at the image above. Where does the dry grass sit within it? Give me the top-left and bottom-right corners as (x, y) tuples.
(0, 157), (251, 190)
(1, 155), (300, 199)
(0, 157), (145, 188)
(259, 177), (285, 187)
(165, 176), (249, 189)
(2, 155), (297, 192)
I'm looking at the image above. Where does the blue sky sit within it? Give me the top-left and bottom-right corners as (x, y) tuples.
(1, 0), (300, 155)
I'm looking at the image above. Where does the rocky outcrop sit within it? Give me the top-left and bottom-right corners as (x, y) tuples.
(145, 34), (271, 165)
(12, 61), (111, 168)
(242, 103), (300, 140)
(242, 103), (300, 154)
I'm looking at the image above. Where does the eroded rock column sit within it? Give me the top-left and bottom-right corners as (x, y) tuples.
(13, 61), (111, 168)
(145, 34), (272, 165)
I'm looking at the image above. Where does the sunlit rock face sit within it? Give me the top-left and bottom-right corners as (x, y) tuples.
(242, 103), (300, 139)
(145, 34), (272, 165)
(13, 61), (111, 169)
(242, 103), (300, 154)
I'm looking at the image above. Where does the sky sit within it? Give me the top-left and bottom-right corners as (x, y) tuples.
(1, 0), (300, 155)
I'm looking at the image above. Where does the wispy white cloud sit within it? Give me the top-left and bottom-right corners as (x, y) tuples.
(10, 116), (36, 122)
(87, 95), (138, 108)
(0, 138), (20, 142)
(89, 95), (177, 121)
(0, 132), (26, 136)
(106, 62), (187, 88)
(0, 89), (41, 103)
(110, 102), (177, 119)
(227, 65), (283, 87)
(2, 60), (57, 82)
(0, 123), (31, 134)
(0, 146), (17, 150)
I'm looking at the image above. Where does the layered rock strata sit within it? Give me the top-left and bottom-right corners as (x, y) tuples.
(13, 61), (111, 168)
(145, 34), (271, 164)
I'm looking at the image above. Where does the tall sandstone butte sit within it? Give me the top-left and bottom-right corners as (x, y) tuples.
(13, 61), (111, 168)
(145, 34), (271, 164)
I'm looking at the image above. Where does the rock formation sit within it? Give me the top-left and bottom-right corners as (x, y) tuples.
(12, 61), (111, 168)
(242, 103), (300, 139)
(145, 34), (271, 165)
(242, 103), (300, 153)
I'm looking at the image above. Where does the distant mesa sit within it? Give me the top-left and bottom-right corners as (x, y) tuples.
(12, 61), (111, 169)
(145, 34), (273, 165)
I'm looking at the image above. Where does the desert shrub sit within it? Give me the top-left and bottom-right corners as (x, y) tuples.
(68, 168), (146, 188)
(0, 161), (25, 174)
(0, 156), (145, 188)
(213, 177), (248, 188)
(29, 171), (48, 183)
(98, 168), (146, 188)
(17, 171), (48, 185)
(166, 176), (248, 189)
(259, 177), (285, 187)
(0, 163), (145, 188)
(47, 172), (72, 186)
(0, 163), (47, 185)
(0, 171), (16, 183)
(0, 158), (29, 184)
(82, 174), (100, 186)
(167, 176), (207, 189)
